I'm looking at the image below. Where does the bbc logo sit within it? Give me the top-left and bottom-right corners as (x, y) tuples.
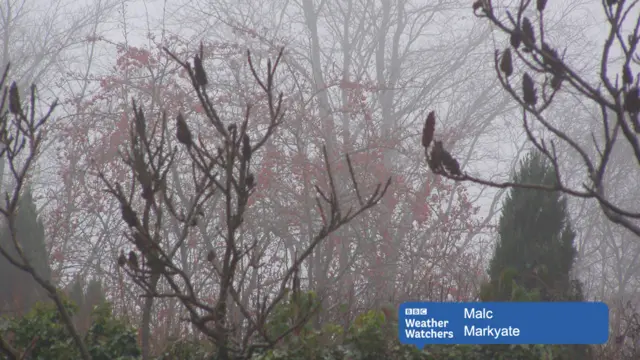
(405, 308), (428, 315)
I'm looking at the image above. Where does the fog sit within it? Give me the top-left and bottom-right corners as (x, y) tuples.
(0, 0), (638, 358)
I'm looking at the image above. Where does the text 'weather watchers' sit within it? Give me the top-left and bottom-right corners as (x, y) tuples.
(398, 302), (608, 346)
(405, 307), (521, 340)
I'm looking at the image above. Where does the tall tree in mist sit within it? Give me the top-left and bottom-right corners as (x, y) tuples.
(486, 151), (582, 302)
(67, 276), (107, 333)
(476, 151), (590, 360)
(0, 187), (51, 315)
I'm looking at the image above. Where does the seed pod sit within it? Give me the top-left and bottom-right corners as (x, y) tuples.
(9, 82), (20, 115)
(133, 231), (153, 253)
(242, 134), (252, 162)
(429, 141), (445, 172)
(537, 0), (547, 12)
(500, 49), (513, 77)
(441, 150), (462, 176)
(522, 73), (537, 106)
(510, 30), (522, 49)
(176, 113), (193, 148)
(147, 256), (164, 274)
(426, 157), (438, 172)
(121, 203), (138, 227)
(422, 111), (436, 148)
(246, 173), (255, 189)
(623, 65), (633, 85)
(141, 185), (154, 201)
(624, 87), (640, 113)
(133, 101), (146, 136)
(194, 55), (208, 87)
(118, 250), (127, 267)
(128, 251), (139, 270)
(522, 18), (535, 51)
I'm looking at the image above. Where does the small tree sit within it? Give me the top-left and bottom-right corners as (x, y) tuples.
(486, 150), (582, 301)
(1, 300), (140, 360)
(0, 64), (90, 359)
(476, 151), (589, 360)
(66, 277), (107, 334)
(97, 45), (390, 360)
(0, 188), (51, 315)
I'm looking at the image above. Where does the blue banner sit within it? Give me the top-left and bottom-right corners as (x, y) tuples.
(398, 302), (609, 346)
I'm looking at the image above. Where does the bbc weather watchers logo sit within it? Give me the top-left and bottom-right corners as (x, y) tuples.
(399, 302), (610, 346)
(405, 308), (428, 316)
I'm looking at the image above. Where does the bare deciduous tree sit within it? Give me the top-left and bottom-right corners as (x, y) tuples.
(423, 0), (640, 238)
(97, 46), (390, 359)
(0, 65), (91, 360)
(181, 0), (519, 326)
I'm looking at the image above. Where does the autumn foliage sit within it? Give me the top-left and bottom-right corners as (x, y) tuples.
(3, 20), (488, 359)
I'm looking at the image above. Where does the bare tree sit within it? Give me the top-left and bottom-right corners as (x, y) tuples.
(0, 65), (91, 360)
(0, 0), (117, 185)
(97, 46), (389, 360)
(422, 0), (640, 238)
(178, 0), (526, 327)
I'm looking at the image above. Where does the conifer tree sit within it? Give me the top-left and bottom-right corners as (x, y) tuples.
(486, 150), (582, 302)
(84, 278), (106, 308)
(478, 150), (589, 360)
(0, 187), (51, 315)
(67, 276), (107, 333)
(69, 276), (85, 310)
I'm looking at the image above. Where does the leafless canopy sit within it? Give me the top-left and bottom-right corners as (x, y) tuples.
(423, 0), (640, 237)
(0, 64), (92, 360)
(97, 45), (390, 359)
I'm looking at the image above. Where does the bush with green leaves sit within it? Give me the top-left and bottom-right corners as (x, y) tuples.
(0, 291), (570, 360)
(249, 291), (568, 360)
(0, 299), (140, 360)
(156, 338), (214, 360)
(254, 306), (430, 360)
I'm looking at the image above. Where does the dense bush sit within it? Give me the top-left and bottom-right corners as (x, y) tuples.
(252, 307), (557, 360)
(156, 339), (213, 360)
(0, 300), (140, 360)
(245, 292), (560, 360)
(0, 293), (577, 360)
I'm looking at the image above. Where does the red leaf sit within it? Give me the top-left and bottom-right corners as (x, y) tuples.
(339, 79), (359, 89)
(383, 193), (398, 210)
(381, 229), (390, 242)
(411, 201), (430, 224)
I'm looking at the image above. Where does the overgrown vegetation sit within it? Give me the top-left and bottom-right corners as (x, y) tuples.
(0, 188), (51, 315)
(0, 300), (139, 360)
(1, 0), (640, 358)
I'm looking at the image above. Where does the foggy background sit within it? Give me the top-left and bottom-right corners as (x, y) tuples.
(1, 0), (637, 356)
